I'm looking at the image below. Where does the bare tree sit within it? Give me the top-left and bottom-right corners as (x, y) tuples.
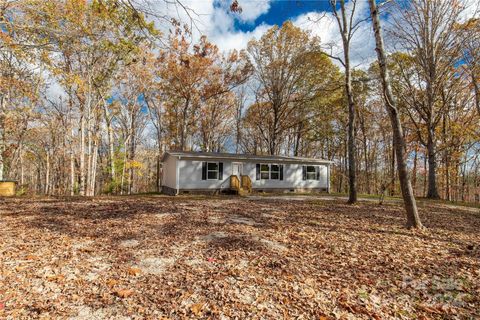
(458, 18), (480, 116)
(247, 21), (325, 155)
(368, 0), (423, 228)
(390, 0), (465, 199)
(325, 0), (366, 204)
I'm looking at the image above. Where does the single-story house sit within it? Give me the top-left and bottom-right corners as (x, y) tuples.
(161, 151), (332, 195)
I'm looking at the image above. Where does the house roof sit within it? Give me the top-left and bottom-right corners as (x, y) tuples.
(162, 151), (333, 164)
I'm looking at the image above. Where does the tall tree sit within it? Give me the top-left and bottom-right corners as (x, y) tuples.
(368, 0), (423, 228)
(390, 0), (465, 199)
(0, 0), (39, 181)
(157, 27), (250, 151)
(246, 21), (327, 155)
(326, 0), (365, 203)
(458, 18), (480, 116)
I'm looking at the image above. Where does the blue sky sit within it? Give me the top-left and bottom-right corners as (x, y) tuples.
(182, 0), (378, 68)
(233, 1), (332, 32)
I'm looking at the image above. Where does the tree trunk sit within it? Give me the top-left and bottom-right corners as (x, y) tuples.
(104, 103), (116, 185)
(156, 154), (161, 193)
(412, 144), (418, 196)
(359, 117), (371, 194)
(344, 42), (357, 204)
(120, 138), (129, 195)
(423, 155), (427, 197)
(90, 141), (98, 196)
(180, 101), (189, 151)
(86, 109), (93, 197)
(20, 150), (24, 185)
(45, 150), (50, 195)
(445, 153), (451, 201)
(128, 112), (136, 195)
(472, 71), (480, 116)
(368, 0), (423, 228)
(390, 135), (395, 196)
(79, 113), (86, 196)
(70, 148), (75, 196)
(442, 115), (450, 201)
(294, 122), (303, 157)
(426, 129), (440, 199)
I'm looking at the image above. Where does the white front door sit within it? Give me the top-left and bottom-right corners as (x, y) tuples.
(232, 162), (243, 178)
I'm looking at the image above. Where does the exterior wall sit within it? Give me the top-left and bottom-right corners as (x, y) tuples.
(161, 155), (177, 190)
(175, 158), (329, 191)
(245, 162), (328, 190)
(178, 159), (232, 190)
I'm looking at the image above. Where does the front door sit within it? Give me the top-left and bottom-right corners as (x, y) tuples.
(232, 162), (243, 179)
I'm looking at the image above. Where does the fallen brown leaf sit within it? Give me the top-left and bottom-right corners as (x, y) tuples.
(114, 289), (134, 298)
(106, 279), (118, 288)
(127, 267), (142, 276)
(190, 302), (204, 316)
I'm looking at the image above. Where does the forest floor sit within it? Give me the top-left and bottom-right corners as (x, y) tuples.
(0, 195), (479, 319)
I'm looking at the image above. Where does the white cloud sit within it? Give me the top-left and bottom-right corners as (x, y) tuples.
(458, 0), (479, 22)
(167, 0), (376, 68)
(141, 0), (383, 68)
(142, 0), (272, 52)
(291, 1), (376, 69)
(209, 23), (271, 52)
(233, 0), (271, 23)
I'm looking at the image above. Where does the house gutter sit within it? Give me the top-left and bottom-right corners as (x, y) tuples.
(165, 153), (333, 165)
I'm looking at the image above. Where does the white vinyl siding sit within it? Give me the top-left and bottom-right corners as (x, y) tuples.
(164, 155), (329, 191)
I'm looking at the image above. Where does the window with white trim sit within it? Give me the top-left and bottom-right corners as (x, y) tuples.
(270, 164), (280, 180)
(258, 163), (281, 180)
(260, 164), (270, 179)
(306, 166), (317, 180)
(207, 162), (219, 180)
(303, 165), (321, 181)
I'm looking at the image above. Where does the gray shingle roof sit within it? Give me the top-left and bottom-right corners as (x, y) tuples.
(162, 151), (332, 164)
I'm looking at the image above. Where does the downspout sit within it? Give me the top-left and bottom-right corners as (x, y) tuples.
(327, 163), (331, 193)
(176, 156), (180, 195)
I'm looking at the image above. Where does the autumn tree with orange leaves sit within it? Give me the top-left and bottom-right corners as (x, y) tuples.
(156, 25), (251, 151)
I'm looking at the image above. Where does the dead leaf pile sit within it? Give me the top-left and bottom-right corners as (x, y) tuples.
(0, 196), (479, 319)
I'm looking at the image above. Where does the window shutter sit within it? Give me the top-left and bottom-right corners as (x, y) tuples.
(302, 165), (306, 180)
(316, 166), (320, 180)
(256, 164), (260, 180)
(280, 165), (284, 180)
(202, 162), (207, 180)
(218, 162), (223, 180)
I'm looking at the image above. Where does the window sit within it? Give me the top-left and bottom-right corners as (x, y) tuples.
(202, 162), (223, 180)
(207, 162), (219, 180)
(303, 165), (321, 180)
(257, 163), (282, 180)
(306, 166), (317, 180)
(270, 164), (280, 180)
(260, 164), (270, 179)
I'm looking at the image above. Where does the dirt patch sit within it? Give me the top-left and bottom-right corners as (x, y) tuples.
(137, 257), (175, 275)
(228, 215), (261, 226)
(119, 239), (140, 248)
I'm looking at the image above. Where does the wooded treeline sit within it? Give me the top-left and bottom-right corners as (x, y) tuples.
(1, 0), (479, 202)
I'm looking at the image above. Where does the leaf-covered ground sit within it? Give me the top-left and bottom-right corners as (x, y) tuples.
(0, 195), (479, 319)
